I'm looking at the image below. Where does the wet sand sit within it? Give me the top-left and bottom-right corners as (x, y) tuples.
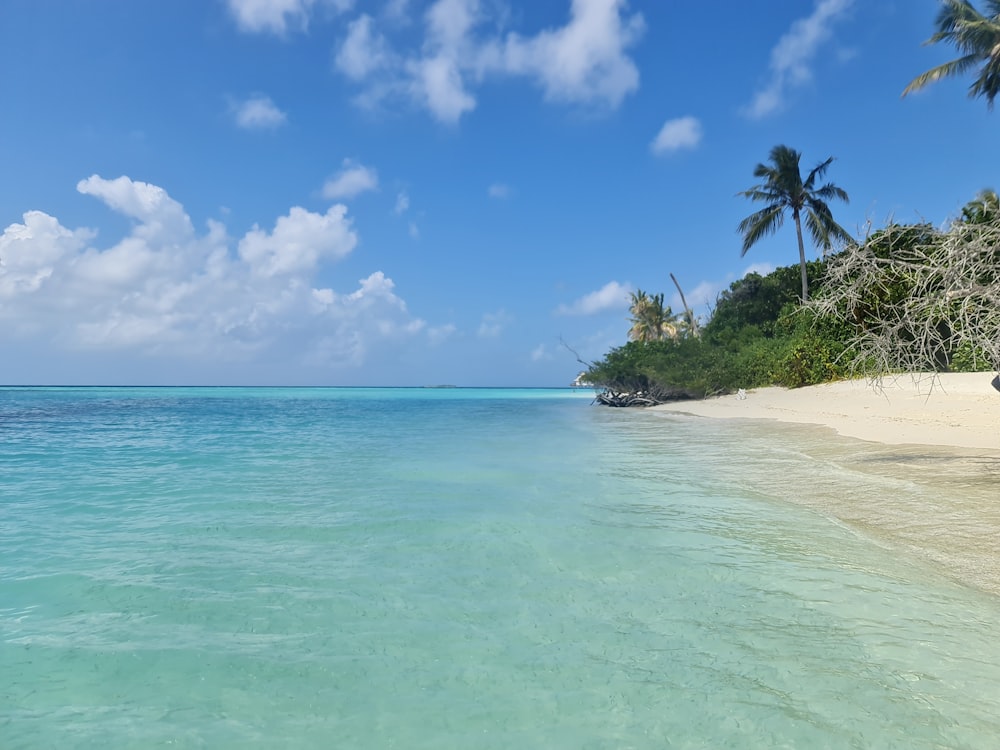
(651, 374), (1000, 595)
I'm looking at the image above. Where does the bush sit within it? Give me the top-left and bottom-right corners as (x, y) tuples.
(586, 260), (853, 401)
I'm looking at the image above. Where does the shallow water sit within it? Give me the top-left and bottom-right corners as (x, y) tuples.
(3, 387), (1000, 748)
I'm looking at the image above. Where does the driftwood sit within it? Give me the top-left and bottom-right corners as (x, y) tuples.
(593, 385), (700, 407)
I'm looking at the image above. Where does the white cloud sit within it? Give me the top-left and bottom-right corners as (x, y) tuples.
(322, 159), (379, 200)
(0, 176), (431, 374)
(477, 309), (511, 337)
(530, 343), (554, 362)
(238, 204), (357, 277)
(408, 221), (420, 239)
(336, 14), (392, 79)
(232, 95), (288, 130)
(492, 0), (644, 108)
(555, 280), (630, 316)
(77, 175), (193, 244)
(394, 191), (410, 214)
(676, 280), (718, 311)
(226, 0), (354, 35)
(488, 183), (509, 199)
(427, 323), (457, 344)
(675, 263), (778, 313)
(743, 262), (775, 278)
(744, 0), (854, 119)
(383, 0), (411, 21)
(333, 0), (644, 123)
(650, 116), (702, 155)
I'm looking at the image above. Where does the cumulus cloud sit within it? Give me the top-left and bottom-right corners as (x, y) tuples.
(409, 55), (476, 122)
(332, 0), (644, 123)
(226, 0), (354, 35)
(650, 116), (702, 155)
(0, 175), (429, 372)
(491, 0), (644, 108)
(238, 204), (357, 277)
(322, 159), (379, 200)
(394, 191), (410, 214)
(232, 94), (288, 129)
(555, 280), (630, 316)
(477, 309), (511, 337)
(743, 0), (854, 119)
(335, 14), (392, 79)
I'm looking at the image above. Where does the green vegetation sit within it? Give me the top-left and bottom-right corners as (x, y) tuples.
(587, 260), (852, 401)
(587, 193), (1000, 403)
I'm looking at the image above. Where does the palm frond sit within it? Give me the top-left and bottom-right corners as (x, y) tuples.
(905, 1), (1000, 105)
(811, 183), (849, 203)
(738, 205), (784, 256)
(803, 157), (835, 190)
(903, 55), (984, 96)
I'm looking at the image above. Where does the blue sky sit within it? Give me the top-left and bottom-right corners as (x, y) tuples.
(1, 0), (997, 386)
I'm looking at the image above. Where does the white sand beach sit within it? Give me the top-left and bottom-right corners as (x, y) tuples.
(653, 372), (1000, 451)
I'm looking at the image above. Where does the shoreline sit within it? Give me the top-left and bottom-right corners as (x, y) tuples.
(652, 373), (1000, 596)
(651, 372), (1000, 451)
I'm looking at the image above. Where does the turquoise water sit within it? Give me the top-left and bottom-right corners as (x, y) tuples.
(3, 387), (1000, 748)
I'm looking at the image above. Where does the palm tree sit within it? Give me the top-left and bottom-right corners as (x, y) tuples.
(902, 1), (1000, 109)
(961, 188), (1000, 223)
(737, 145), (851, 301)
(628, 290), (679, 343)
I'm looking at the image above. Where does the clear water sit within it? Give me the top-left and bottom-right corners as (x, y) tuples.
(3, 387), (1000, 748)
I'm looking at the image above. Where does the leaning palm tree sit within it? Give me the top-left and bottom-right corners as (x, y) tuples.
(737, 145), (852, 301)
(902, 0), (1000, 109)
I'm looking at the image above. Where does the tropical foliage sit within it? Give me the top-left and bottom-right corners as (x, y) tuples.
(587, 191), (1000, 404)
(627, 290), (680, 343)
(738, 145), (852, 301)
(808, 201), (1000, 376)
(903, 0), (1000, 108)
(586, 260), (853, 400)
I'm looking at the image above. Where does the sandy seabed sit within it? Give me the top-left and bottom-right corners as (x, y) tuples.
(652, 373), (1000, 595)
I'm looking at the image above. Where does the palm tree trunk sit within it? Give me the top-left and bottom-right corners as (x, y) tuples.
(670, 272), (699, 337)
(793, 209), (809, 301)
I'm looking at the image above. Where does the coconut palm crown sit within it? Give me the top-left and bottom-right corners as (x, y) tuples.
(737, 145), (851, 301)
(627, 290), (679, 343)
(902, 0), (1000, 109)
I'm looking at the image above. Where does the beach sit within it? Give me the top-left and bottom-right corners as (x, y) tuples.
(652, 372), (1000, 451)
(652, 372), (1000, 597)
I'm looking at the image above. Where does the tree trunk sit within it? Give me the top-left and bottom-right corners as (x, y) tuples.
(793, 209), (809, 301)
(670, 272), (699, 337)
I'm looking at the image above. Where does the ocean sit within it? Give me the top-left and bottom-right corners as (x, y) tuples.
(3, 386), (1000, 748)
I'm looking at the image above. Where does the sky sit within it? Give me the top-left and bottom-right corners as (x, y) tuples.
(1, 0), (998, 386)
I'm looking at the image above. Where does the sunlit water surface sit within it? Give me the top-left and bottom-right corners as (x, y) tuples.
(3, 387), (1000, 748)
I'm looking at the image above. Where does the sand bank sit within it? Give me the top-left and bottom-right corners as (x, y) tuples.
(652, 372), (1000, 451)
